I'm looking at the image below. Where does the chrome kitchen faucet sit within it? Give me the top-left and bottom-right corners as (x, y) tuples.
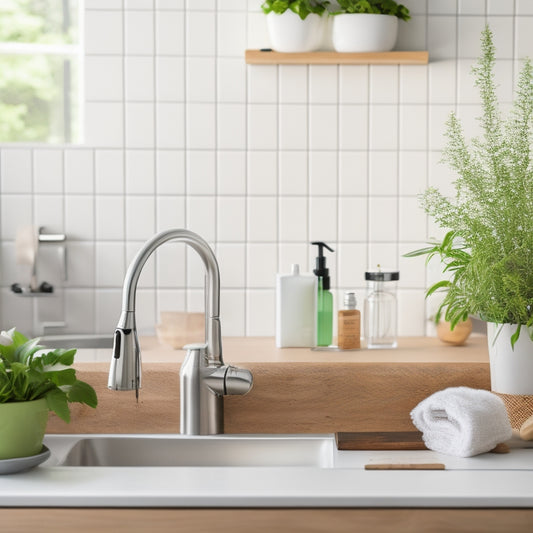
(108, 229), (253, 435)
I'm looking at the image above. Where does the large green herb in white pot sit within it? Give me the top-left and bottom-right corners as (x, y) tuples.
(0, 328), (97, 459)
(405, 27), (533, 395)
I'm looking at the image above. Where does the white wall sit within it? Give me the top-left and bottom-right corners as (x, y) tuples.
(1, 0), (531, 338)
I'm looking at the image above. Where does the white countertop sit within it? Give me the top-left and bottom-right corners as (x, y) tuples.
(1, 434), (533, 508)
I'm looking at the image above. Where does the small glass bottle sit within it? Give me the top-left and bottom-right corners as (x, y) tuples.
(364, 270), (399, 349)
(338, 291), (361, 350)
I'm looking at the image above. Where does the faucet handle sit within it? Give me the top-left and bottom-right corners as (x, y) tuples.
(224, 366), (253, 395)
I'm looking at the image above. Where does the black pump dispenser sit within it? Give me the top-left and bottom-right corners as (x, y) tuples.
(311, 242), (334, 290)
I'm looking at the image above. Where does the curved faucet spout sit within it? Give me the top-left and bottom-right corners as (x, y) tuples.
(122, 228), (222, 364)
(108, 229), (252, 435)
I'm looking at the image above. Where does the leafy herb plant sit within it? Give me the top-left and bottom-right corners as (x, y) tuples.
(334, 0), (410, 21)
(261, 0), (329, 20)
(0, 328), (98, 422)
(405, 26), (533, 346)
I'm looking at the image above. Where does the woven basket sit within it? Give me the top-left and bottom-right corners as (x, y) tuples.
(494, 392), (533, 430)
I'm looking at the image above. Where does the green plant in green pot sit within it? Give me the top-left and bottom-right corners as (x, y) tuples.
(0, 328), (97, 460)
(405, 26), (533, 402)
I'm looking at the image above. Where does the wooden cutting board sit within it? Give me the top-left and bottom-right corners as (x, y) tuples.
(335, 431), (427, 451)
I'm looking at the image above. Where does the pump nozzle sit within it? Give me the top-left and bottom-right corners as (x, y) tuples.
(310, 242), (334, 290)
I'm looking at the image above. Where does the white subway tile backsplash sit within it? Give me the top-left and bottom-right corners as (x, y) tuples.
(156, 151), (186, 195)
(217, 151), (246, 195)
(2, 3), (529, 338)
(34, 149), (63, 194)
(309, 151), (337, 196)
(96, 196), (125, 240)
(248, 65), (278, 103)
(85, 103), (124, 147)
(126, 150), (155, 194)
(155, 11), (185, 55)
(279, 151), (308, 195)
(247, 197), (277, 241)
(125, 57), (155, 101)
(156, 196), (186, 231)
(85, 57), (124, 102)
(65, 196), (95, 240)
(369, 151), (398, 196)
(125, 10), (155, 55)
(217, 196), (246, 241)
(309, 65), (338, 103)
(248, 104), (277, 150)
(65, 150), (94, 194)
(279, 65), (308, 103)
(125, 103), (155, 148)
(218, 58), (246, 102)
(218, 12), (247, 57)
(309, 105), (338, 150)
(156, 103), (186, 149)
(218, 104), (246, 149)
(279, 197), (307, 242)
(1, 149), (32, 193)
(369, 105), (398, 150)
(247, 151), (277, 195)
(370, 66), (399, 104)
(1, 195), (32, 239)
(339, 105), (368, 150)
(279, 104), (307, 150)
(95, 150), (124, 194)
(156, 57), (185, 102)
(126, 196), (156, 240)
(187, 58), (216, 102)
(187, 150), (216, 195)
(186, 11), (216, 56)
(85, 11), (123, 55)
(338, 197), (367, 242)
(187, 103), (216, 149)
(247, 244), (277, 288)
(339, 152), (368, 196)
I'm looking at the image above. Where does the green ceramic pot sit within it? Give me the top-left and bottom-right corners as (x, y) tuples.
(0, 398), (49, 460)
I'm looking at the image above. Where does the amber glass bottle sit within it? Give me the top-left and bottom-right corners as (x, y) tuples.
(338, 292), (361, 350)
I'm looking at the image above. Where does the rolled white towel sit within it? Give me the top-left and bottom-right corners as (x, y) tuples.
(410, 386), (512, 457)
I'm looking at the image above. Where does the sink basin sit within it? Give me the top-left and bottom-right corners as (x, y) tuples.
(49, 434), (335, 468)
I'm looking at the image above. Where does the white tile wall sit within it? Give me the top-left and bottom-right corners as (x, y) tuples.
(1, 2), (532, 338)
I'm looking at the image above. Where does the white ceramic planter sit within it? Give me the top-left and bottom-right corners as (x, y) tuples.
(332, 13), (398, 53)
(488, 322), (533, 395)
(266, 11), (325, 53)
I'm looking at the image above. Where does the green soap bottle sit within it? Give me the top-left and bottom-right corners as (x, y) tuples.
(311, 242), (334, 347)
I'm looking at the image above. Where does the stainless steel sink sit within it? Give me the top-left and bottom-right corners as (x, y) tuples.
(47, 434), (335, 468)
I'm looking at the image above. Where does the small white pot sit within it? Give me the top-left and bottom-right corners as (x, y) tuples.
(488, 322), (533, 395)
(332, 13), (398, 53)
(266, 11), (325, 53)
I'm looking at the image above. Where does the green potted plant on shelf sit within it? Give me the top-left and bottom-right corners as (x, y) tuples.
(331, 0), (410, 52)
(261, 0), (330, 52)
(0, 328), (97, 460)
(405, 27), (533, 401)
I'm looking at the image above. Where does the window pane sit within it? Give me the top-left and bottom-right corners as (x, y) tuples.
(0, 54), (80, 143)
(0, 0), (78, 44)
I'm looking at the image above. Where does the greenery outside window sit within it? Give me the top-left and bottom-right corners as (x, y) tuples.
(0, 0), (83, 144)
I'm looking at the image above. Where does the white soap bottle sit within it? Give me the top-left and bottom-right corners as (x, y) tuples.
(276, 264), (317, 348)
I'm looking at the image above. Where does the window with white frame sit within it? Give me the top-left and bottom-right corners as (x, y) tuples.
(0, 0), (83, 143)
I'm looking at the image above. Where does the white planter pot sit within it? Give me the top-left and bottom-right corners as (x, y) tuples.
(266, 11), (325, 53)
(332, 13), (398, 53)
(488, 322), (533, 395)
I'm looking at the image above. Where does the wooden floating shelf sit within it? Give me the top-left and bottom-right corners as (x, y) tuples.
(245, 49), (429, 65)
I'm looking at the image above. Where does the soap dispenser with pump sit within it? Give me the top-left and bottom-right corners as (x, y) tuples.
(311, 241), (334, 347)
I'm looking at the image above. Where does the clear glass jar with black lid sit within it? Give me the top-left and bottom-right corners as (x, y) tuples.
(364, 269), (400, 349)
